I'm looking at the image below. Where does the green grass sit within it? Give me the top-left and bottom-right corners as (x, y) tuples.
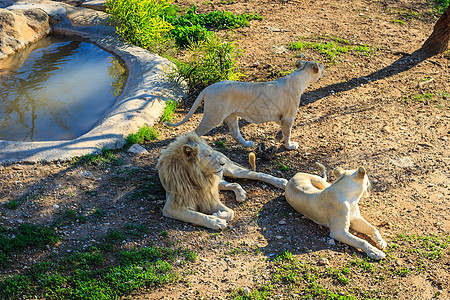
(125, 126), (159, 147)
(0, 224), (60, 268)
(160, 99), (178, 123)
(73, 148), (119, 165)
(289, 38), (373, 62)
(0, 246), (196, 299)
(391, 19), (406, 25)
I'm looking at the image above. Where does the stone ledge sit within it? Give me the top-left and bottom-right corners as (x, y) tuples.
(0, 1), (186, 164)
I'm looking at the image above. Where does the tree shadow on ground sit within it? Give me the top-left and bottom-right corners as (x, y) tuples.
(301, 51), (437, 105)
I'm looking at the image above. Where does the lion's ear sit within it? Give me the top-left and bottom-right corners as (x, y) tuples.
(182, 144), (198, 160)
(313, 62), (320, 73)
(333, 167), (344, 179)
(295, 59), (303, 69)
(356, 166), (366, 179)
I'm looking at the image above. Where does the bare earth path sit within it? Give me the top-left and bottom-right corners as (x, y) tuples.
(1, 0), (449, 299)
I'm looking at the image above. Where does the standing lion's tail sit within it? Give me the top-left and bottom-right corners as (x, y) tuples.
(315, 162), (327, 181)
(164, 89), (207, 127)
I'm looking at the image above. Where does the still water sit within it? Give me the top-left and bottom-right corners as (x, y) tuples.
(0, 35), (127, 142)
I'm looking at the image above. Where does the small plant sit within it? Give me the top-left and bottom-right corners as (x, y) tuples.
(171, 34), (242, 92)
(391, 19), (406, 24)
(4, 199), (20, 210)
(160, 100), (178, 123)
(160, 230), (169, 238)
(276, 162), (290, 172)
(125, 126), (159, 147)
(91, 208), (106, 219)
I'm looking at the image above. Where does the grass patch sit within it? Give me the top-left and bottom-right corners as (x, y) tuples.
(0, 245), (196, 299)
(0, 224), (60, 268)
(125, 126), (159, 147)
(160, 100), (178, 123)
(289, 37), (373, 62)
(73, 148), (119, 166)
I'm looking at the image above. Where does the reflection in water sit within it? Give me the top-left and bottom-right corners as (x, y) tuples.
(0, 35), (127, 142)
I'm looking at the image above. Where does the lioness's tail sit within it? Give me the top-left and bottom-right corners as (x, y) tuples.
(315, 162), (327, 181)
(164, 89), (207, 127)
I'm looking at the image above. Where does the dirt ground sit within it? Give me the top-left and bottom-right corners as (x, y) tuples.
(1, 0), (449, 299)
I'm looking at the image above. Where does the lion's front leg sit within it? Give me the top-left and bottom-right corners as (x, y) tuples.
(279, 117), (298, 150)
(223, 159), (288, 190)
(163, 199), (228, 230)
(219, 180), (246, 202)
(350, 217), (387, 250)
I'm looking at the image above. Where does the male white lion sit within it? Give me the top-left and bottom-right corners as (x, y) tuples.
(285, 163), (387, 260)
(165, 60), (324, 150)
(156, 132), (288, 230)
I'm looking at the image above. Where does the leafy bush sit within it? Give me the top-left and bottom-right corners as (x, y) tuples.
(105, 0), (175, 51)
(172, 34), (242, 92)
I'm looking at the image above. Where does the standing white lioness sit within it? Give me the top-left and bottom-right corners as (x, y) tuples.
(165, 60), (324, 150)
(285, 164), (387, 260)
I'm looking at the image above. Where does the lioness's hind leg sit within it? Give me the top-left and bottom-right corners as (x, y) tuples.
(225, 115), (254, 147)
(195, 114), (225, 137)
(351, 217), (387, 250)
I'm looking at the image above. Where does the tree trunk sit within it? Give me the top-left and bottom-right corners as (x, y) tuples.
(420, 5), (450, 55)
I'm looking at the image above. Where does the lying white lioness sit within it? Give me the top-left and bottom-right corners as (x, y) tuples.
(165, 60), (324, 150)
(285, 164), (387, 260)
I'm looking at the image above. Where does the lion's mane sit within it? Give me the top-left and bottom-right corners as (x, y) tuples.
(156, 132), (221, 212)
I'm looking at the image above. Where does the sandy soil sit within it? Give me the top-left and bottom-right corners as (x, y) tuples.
(1, 0), (449, 299)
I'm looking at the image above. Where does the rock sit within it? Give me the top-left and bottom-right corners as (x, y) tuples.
(278, 220), (286, 225)
(243, 287), (251, 294)
(327, 238), (336, 245)
(127, 144), (149, 155)
(382, 125), (392, 134)
(0, 8), (50, 59)
(318, 257), (329, 266)
(273, 45), (287, 54)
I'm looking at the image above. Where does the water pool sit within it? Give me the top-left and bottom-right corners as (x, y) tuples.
(0, 35), (127, 142)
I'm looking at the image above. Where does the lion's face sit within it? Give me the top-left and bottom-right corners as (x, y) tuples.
(183, 141), (225, 175)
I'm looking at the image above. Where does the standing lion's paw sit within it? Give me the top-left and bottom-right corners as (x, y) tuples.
(367, 249), (386, 260)
(285, 141), (299, 150)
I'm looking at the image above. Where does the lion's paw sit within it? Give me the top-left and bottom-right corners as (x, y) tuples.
(236, 190), (246, 202)
(285, 141), (299, 150)
(367, 249), (386, 260)
(375, 238), (387, 250)
(213, 210), (233, 221)
(210, 217), (228, 230)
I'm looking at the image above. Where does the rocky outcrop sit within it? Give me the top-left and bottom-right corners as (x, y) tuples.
(0, 8), (51, 59)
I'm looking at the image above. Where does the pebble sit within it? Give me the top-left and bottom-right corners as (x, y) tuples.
(127, 144), (149, 155)
(278, 220), (286, 225)
(327, 238), (336, 245)
(318, 257), (330, 266)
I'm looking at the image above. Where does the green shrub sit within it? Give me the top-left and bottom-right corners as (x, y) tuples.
(105, 0), (174, 51)
(172, 34), (242, 92)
